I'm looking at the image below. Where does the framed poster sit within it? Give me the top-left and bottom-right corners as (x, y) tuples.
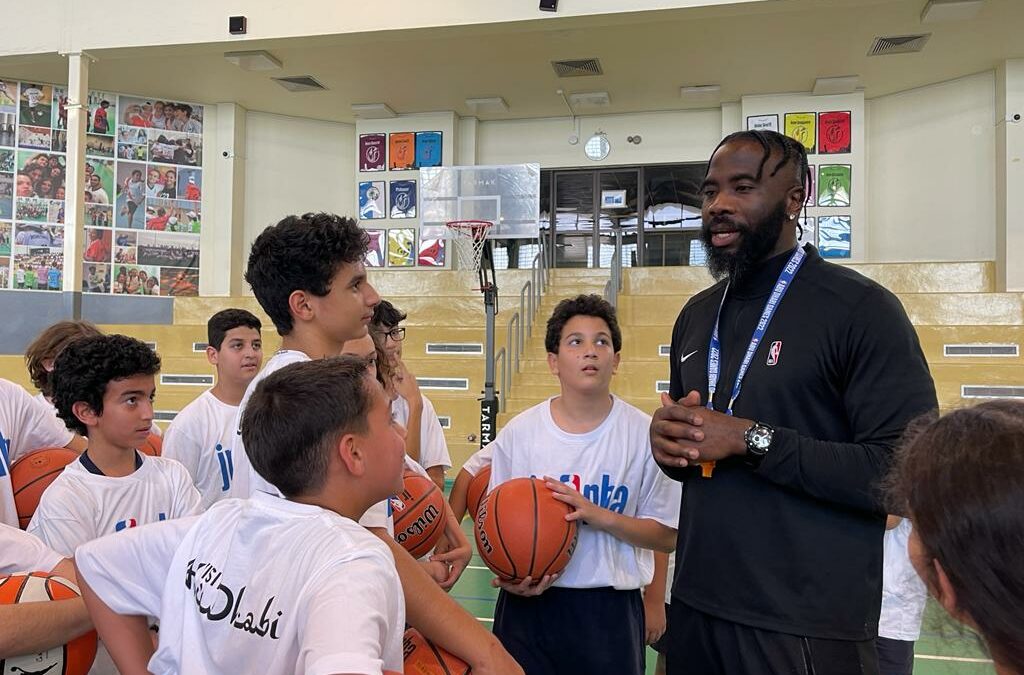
(364, 229), (384, 267)
(414, 131), (442, 169)
(818, 111), (852, 154)
(417, 237), (445, 266)
(746, 114), (779, 132)
(817, 165), (851, 207)
(389, 132), (415, 170)
(818, 216), (851, 258)
(798, 216), (816, 247)
(390, 180), (417, 219)
(387, 228), (416, 267)
(359, 133), (386, 172)
(784, 112), (816, 154)
(358, 181), (386, 220)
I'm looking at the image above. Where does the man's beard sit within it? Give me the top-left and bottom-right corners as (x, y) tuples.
(700, 201), (788, 283)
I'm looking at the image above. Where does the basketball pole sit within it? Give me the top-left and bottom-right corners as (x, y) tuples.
(479, 239), (498, 449)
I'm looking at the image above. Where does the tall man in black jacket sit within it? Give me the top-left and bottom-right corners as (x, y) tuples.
(650, 130), (937, 674)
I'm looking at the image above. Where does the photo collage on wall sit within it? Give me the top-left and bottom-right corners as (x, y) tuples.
(747, 110), (852, 258)
(0, 77), (204, 295)
(357, 130), (444, 268)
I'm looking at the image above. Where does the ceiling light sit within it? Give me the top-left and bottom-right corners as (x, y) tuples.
(921, 0), (984, 23)
(568, 91), (610, 107)
(223, 50), (282, 71)
(679, 84), (721, 98)
(465, 97), (509, 113)
(350, 103), (396, 119)
(812, 75), (861, 95)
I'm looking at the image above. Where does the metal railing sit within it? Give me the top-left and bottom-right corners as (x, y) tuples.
(496, 240), (548, 412)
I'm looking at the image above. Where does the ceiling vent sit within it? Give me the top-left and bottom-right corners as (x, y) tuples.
(868, 34), (931, 56)
(551, 58), (603, 78)
(272, 75), (327, 92)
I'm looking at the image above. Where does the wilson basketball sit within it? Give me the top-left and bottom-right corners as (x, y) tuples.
(11, 448), (79, 529)
(0, 572), (98, 674)
(403, 628), (471, 675)
(465, 465), (491, 521)
(391, 471), (446, 558)
(475, 477), (578, 584)
(139, 433), (162, 457)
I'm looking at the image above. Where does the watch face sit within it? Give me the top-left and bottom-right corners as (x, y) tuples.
(750, 426), (773, 451)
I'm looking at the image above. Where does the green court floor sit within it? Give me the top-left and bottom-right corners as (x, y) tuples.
(449, 517), (994, 674)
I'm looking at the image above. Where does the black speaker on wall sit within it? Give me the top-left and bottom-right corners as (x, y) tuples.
(229, 16), (247, 35)
(539, 0), (558, 11)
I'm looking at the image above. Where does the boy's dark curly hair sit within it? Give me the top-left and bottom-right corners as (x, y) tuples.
(51, 334), (161, 436)
(245, 213), (369, 336)
(545, 294), (623, 354)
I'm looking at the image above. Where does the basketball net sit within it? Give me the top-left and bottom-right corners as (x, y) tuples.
(444, 220), (493, 273)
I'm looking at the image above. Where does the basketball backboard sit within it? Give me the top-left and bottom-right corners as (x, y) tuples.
(420, 163), (541, 240)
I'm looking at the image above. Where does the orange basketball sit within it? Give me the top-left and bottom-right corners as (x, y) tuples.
(0, 572), (98, 674)
(391, 471), (446, 558)
(465, 465), (491, 521)
(403, 628), (471, 675)
(475, 477), (578, 584)
(139, 433), (162, 457)
(11, 448), (79, 529)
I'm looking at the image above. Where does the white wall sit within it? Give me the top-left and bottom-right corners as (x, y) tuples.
(476, 109), (722, 168)
(867, 71), (996, 262)
(243, 112), (355, 261)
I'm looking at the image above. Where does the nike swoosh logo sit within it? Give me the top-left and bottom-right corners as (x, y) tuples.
(680, 349), (699, 363)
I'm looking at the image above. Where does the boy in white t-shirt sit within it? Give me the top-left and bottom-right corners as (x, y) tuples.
(225, 212), (523, 674)
(0, 523), (93, 658)
(372, 299), (451, 491)
(875, 516), (928, 675)
(0, 377), (84, 529)
(487, 294), (681, 675)
(27, 334), (201, 555)
(162, 309), (263, 508)
(74, 356), (408, 675)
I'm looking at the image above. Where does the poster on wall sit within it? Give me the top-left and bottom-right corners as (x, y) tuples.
(0, 79), (17, 116)
(817, 165), (851, 207)
(818, 216), (850, 258)
(417, 237), (445, 266)
(390, 180), (417, 219)
(414, 131), (442, 168)
(387, 228), (416, 267)
(746, 114), (779, 132)
(798, 216), (816, 248)
(364, 229), (384, 267)
(18, 83), (52, 128)
(805, 164), (815, 206)
(86, 92), (117, 136)
(818, 111), (852, 154)
(358, 181), (386, 220)
(389, 132), (415, 170)
(784, 112), (816, 154)
(359, 133), (386, 171)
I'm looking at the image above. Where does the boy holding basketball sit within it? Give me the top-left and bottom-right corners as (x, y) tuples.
(74, 357), (408, 675)
(162, 309), (264, 508)
(27, 334), (201, 556)
(225, 212), (521, 675)
(486, 294), (681, 675)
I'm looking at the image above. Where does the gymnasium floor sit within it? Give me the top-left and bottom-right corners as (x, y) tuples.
(448, 510), (995, 674)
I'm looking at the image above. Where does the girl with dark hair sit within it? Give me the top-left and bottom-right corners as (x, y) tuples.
(888, 400), (1024, 675)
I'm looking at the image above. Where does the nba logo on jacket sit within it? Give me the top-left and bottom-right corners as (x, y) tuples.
(766, 341), (783, 366)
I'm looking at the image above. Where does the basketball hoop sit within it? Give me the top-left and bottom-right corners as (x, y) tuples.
(445, 220), (493, 273)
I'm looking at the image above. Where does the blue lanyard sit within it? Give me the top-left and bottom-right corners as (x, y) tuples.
(707, 246), (806, 416)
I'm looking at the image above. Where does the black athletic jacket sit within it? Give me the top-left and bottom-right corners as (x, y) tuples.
(663, 244), (937, 640)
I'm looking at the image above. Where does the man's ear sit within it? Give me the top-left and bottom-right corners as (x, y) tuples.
(288, 290), (315, 324)
(933, 559), (971, 627)
(547, 351), (559, 377)
(206, 345), (219, 367)
(786, 184), (806, 218)
(72, 401), (100, 429)
(337, 433), (365, 477)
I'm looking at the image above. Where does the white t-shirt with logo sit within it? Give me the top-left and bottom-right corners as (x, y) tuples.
(392, 393), (452, 471)
(27, 455), (201, 557)
(0, 522), (62, 573)
(878, 518), (929, 641)
(163, 390), (238, 510)
(75, 492), (406, 675)
(488, 396), (681, 590)
(228, 350), (391, 532)
(0, 379), (75, 528)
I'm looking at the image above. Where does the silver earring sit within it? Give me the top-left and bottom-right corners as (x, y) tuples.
(788, 213), (797, 220)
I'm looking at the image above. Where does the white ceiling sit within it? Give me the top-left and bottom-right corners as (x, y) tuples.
(0, 0), (1021, 123)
